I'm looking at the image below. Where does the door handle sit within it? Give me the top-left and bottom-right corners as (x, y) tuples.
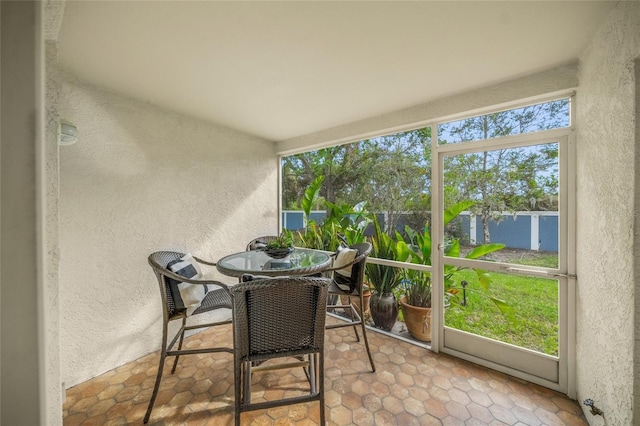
(506, 266), (576, 280)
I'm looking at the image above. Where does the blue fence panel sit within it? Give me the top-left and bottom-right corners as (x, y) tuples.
(476, 215), (531, 250)
(283, 210), (558, 252)
(283, 211), (326, 231)
(458, 214), (471, 244)
(539, 215), (559, 252)
(282, 211), (303, 230)
(310, 212), (326, 224)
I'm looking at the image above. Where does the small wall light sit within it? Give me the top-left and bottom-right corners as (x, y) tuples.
(59, 120), (78, 146)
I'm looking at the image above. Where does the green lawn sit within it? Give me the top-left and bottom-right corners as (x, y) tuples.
(444, 254), (559, 356)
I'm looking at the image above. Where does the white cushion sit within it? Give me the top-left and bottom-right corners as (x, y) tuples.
(333, 246), (357, 291)
(167, 253), (208, 316)
(334, 246), (357, 276)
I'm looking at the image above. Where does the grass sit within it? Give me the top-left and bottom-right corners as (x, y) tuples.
(390, 252), (560, 355)
(443, 253), (559, 355)
(510, 254), (559, 268)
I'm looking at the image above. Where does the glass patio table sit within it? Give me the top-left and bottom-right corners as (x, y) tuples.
(216, 247), (332, 278)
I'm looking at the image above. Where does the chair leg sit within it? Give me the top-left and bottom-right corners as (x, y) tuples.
(244, 360), (252, 405)
(234, 357), (242, 426)
(309, 354), (316, 394)
(144, 345), (168, 423)
(338, 294), (360, 341)
(318, 353), (326, 425)
(327, 294), (338, 313)
(171, 317), (187, 374)
(349, 301), (361, 342)
(359, 314), (376, 372)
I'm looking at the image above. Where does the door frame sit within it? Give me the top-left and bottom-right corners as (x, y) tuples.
(430, 126), (575, 395)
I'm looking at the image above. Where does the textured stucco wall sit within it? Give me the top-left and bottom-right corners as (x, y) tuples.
(575, 2), (640, 425)
(44, 40), (62, 424)
(58, 74), (278, 387)
(43, 2), (66, 422)
(635, 56), (640, 426)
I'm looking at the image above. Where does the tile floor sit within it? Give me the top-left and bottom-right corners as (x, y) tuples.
(63, 317), (588, 425)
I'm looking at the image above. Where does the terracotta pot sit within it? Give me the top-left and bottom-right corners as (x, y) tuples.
(400, 296), (432, 342)
(370, 292), (398, 331)
(340, 290), (371, 317)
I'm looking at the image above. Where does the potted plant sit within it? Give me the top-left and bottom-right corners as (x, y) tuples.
(399, 274), (433, 342)
(263, 230), (295, 259)
(366, 217), (402, 331)
(395, 200), (510, 342)
(395, 224), (434, 341)
(340, 284), (372, 317)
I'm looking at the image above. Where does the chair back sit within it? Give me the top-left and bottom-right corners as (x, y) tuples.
(231, 277), (330, 362)
(323, 242), (376, 373)
(345, 242), (372, 289)
(145, 251), (233, 424)
(148, 251), (185, 318)
(325, 242), (372, 293)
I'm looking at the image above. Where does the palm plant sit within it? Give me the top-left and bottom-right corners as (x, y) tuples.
(366, 217), (402, 295)
(297, 175), (373, 250)
(366, 216), (403, 331)
(396, 200), (510, 315)
(394, 200), (511, 341)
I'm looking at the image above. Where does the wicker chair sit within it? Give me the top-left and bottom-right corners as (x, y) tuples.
(323, 242), (375, 372)
(144, 251), (233, 424)
(230, 277), (330, 426)
(245, 235), (279, 251)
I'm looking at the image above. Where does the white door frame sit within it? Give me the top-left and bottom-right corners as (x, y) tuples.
(431, 127), (575, 395)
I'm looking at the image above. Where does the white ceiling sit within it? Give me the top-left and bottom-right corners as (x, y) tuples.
(57, 1), (615, 142)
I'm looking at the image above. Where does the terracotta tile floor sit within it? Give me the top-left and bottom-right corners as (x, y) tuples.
(63, 317), (587, 425)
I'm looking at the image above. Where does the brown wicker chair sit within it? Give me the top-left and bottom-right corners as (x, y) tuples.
(230, 277), (330, 426)
(144, 251), (233, 424)
(323, 242), (375, 372)
(245, 235), (279, 251)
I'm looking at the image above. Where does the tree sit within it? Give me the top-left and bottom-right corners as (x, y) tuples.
(282, 128), (432, 234)
(356, 129), (431, 234)
(439, 100), (566, 243)
(282, 143), (372, 210)
(282, 99), (567, 242)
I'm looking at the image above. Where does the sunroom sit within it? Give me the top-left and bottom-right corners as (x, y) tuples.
(2, 1), (639, 425)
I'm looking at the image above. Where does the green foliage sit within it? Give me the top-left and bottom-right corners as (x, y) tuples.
(395, 225), (432, 307)
(359, 130), (432, 233)
(294, 178), (512, 317)
(437, 100), (567, 243)
(444, 241), (512, 318)
(395, 201), (474, 307)
(297, 175), (373, 251)
(403, 272), (432, 308)
(393, 201), (510, 317)
(281, 128), (432, 232)
(265, 230), (294, 250)
(512, 254), (558, 268)
(301, 175), (324, 230)
(445, 268), (558, 355)
(284, 100), (566, 246)
(444, 200), (474, 224)
(366, 217), (402, 295)
(329, 201), (373, 246)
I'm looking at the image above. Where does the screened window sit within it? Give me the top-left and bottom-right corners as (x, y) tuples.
(438, 98), (570, 145)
